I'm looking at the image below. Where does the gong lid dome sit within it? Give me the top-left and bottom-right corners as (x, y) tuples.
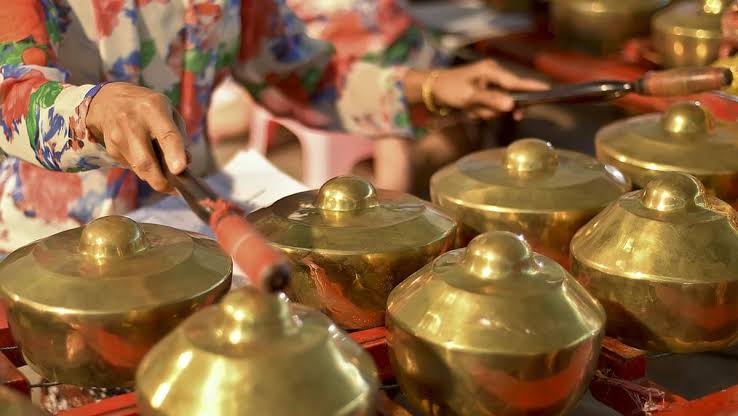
(0, 215), (232, 315)
(248, 176), (456, 254)
(431, 138), (629, 214)
(571, 172), (738, 283)
(596, 102), (738, 177)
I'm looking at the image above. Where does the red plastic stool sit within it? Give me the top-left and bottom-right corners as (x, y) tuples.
(248, 104), (375, 188)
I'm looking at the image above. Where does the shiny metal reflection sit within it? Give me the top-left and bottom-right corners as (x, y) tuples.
(551, 0), (670, 55)
(387, 231), (605, 415)
(248, 176), (457, 330)
(136, 287), (378, 416)
(431, 138), (630, 268)
(571, 172), (738, 352)
(653, 0), (725, 68)
(0, 216), (232, 387)
(595, 101), (738, 207)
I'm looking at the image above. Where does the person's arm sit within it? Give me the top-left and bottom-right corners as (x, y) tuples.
(0, 1), (187, 192)
(0, 1), (114, 171)
(233, 0), (548, 138)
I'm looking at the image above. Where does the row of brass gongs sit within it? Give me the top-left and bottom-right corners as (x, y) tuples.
(3, 100), (738, 415)
(552, 0), (727, 69)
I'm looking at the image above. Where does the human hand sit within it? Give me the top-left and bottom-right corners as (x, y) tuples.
(428, 59), (549, 119)
(86, 83), (188, 193)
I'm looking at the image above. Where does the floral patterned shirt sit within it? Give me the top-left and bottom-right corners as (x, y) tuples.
(0, 0), (414, 253)
(287, 0), (413, 59)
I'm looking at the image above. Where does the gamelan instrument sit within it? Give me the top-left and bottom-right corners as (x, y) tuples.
(387, 231), (606, 415)
(571, 172), (738, 352)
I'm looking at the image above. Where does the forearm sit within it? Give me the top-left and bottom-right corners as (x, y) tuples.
(0, 67), (115, 172)
(0, 1), (115, 172)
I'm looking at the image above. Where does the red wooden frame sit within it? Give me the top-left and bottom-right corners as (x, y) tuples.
(0, 306), (23, 367)
(3, 300), (738, 416)
(55, 391), (413, 416)
(0, 306), (10, 348)
(590, 338), (738, 416)
(44, 328), (738, 416)
(349, 326), (393, 382)
(53, 327), (404, 416)
(58, 393), (138, 416)
(0, 352), (28, 396)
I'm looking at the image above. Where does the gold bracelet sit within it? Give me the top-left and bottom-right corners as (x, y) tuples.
(422, 70), (450, 117)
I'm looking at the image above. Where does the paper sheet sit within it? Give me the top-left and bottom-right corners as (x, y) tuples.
(127, 150), (308, 286)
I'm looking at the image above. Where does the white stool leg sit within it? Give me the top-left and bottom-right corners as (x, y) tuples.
(248, 105), (275, 155)
(297, 131), (335, 188)
(298, 130), (375, 188)
(327, 134), (375, 179)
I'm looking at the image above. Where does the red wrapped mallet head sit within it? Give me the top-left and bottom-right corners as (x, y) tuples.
(151, 140), (291, 292)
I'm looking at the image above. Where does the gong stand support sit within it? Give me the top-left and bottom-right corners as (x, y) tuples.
(55, 391), (413, 416)
(56, 393), (138, 416)
(54, 328), (406, 416)
(42, 328), (738, 416)
(0, 306), (10, 348)
(0, 307), (22, 367)
(349, 327), (393, 382)
(0, 353), (27, 397)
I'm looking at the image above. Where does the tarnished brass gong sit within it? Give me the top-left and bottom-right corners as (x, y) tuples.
(0, 216), (232, 387)
(387, 231), (605, 415)
(653, 0), (726, 68)
(430, 138), (629, 267)
(571, 172), (738, 352)
(596, 101), (738, 207)
(551, 0), (670, 55)
(248, 176), (457, 330)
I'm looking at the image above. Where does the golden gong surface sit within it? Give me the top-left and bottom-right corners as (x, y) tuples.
(387, 231), (605, 416)
(136, 287), (378, 416)
(430, 138), (629, 268)
(596, 101), (738, 206)
(653, 0), (726, 68)
(0, 216), (232, 387)
(571, 172), (738, 352)
(247, 175), (457, 330)
(0, 387), (45, 416)
(551, 0), (670, 55)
